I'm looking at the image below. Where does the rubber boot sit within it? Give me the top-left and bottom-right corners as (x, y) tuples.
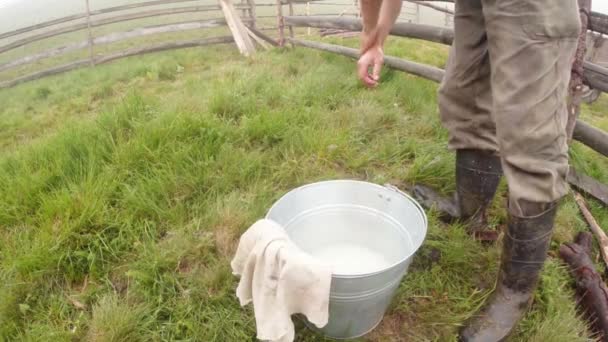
(413, 149), (502, 233)
(458, 201), (558, 342)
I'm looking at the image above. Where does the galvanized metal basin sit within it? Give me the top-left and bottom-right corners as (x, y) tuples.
(266, 180), (427, 339)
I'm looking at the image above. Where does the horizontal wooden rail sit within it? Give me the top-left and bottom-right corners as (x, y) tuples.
(588, 10), (607, 35)
(0, 4), (249, 54)
(573, 120), (608, 158)
(407, 0), (454, 15)
(0, 0), (198, 40)
(583, 61), (608, 94)
(288, 36), (608, 205)
(285, 16), (608, 93)
(288, 37), (443, 81)
(414, 0), (607, 35)
(310, 2), (355, 5)
(285, 15), (454, 44)
(0, 18), (244, 73)
(0, 36), (234, 88)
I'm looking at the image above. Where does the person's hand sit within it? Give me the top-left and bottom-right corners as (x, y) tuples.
(357, 44), (384, 88)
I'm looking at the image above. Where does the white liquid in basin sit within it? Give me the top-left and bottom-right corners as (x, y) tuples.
(310, 242), (392, 275)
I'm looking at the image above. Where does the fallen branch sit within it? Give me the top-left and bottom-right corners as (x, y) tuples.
(560, 232), (608, 340)
(574, 192), (608, 270)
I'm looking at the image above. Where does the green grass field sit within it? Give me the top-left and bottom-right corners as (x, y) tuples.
(1, 35), (608, 341)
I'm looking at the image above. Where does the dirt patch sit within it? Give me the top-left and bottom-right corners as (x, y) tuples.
(368, 311), (415, 342)
(177, 257), (194, 274)
(109, 270), (129, 295)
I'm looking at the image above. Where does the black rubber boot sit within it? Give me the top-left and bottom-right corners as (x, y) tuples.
(458, 202), (558, 342)
(413, 149), (502, 232)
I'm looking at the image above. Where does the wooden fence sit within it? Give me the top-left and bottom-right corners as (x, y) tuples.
(0, 0), (260, 88)
(0, 0), (369, 88)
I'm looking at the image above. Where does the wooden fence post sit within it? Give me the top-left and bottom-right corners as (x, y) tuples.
(306, 2), (311, 36)
(240, 0), (248, 22)
(247, 0), (256, 28)
(288, 0), (294, 40)
(85, 0), (95, 65)
(276, 0), (285, 46)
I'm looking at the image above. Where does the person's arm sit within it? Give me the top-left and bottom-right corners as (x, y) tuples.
(360, 0), (382, 51)
(358, 0), (402, 87)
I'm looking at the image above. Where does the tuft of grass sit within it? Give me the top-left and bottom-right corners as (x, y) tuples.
(34, 86), (52, 100)
(87, 294), (150, 342)
(157, 64), (177, 81)
(92, 83), (114, 101)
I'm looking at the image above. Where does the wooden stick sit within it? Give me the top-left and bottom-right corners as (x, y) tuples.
(559, 232), (608, 339)
(574, 192), (608, 269)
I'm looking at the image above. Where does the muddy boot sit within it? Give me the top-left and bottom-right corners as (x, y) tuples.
(458, 202), (558, 342)
(413, 149), (502, 233)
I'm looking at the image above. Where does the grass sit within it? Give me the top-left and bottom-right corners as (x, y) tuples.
(0, 34), (606, 341)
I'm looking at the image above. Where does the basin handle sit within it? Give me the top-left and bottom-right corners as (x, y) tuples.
(384, 183), (428, 227)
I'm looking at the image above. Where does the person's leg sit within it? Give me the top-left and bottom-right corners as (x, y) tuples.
(459, 0), (580, 340)
(413, 0), (501, 234)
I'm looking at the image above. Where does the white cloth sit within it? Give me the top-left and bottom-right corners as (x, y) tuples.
(231, 219), (332, 342)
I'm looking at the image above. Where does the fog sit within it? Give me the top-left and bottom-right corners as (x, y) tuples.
(0, 0), (605, 35)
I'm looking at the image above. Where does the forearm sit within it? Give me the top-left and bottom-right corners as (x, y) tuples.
(376, 0), (402, 45)
(360, 0), (382, 34)
(360, 0), (402, 50)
